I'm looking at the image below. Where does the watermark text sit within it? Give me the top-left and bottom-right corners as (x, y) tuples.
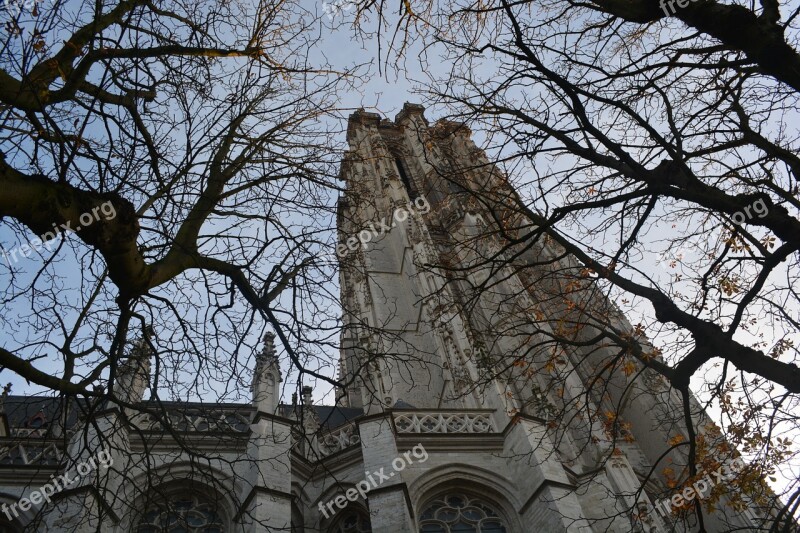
(318, 443), (428, 520)
(2, 448), (113, 519)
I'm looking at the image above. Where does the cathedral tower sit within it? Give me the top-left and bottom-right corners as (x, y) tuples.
(332, 103), (768, 532)
(0, 104), (773, 533)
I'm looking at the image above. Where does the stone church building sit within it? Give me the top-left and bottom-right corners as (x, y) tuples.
(0, 104), (772, 532)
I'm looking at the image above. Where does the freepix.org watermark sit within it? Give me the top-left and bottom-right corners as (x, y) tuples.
(1, 201), (117, 265)
(337, 196), (430, 259)
(321, 0), (354, 20)
(3, 0), (51, 17)
(659, 197), (769, 273)
(318, 443), (428, 520)
(1, 448), (113, 520)
(652, 457), (744, 517)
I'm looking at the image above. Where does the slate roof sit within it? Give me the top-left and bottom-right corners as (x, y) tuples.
(1, 395), (82, 431)
(0, 395), (364, 433)
(279, 404), (364, 430)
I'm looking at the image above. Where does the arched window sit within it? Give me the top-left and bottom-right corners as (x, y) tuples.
(385, 142), (419, 200)
(136, 493), (226, 533)
(329, 508), (372, 532)
(418, 493), (508, 533)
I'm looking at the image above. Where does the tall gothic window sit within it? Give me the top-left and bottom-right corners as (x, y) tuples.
(418, 493), (508, 533)
(394, 157), (419, 200)
(136, 494), (226, 533)
(329, 509), (372, 532)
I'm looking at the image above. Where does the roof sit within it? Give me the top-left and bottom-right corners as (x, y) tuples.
(1, 395), (83, 432)
(279, 404), (364, 430)
(1, 395), (364, 433)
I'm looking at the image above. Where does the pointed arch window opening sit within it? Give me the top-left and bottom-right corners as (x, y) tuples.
(418, 493), (508, 533)
(394, 156), (419, 201)
(329, 508), (372, 532)
(136, 493), (227, 533)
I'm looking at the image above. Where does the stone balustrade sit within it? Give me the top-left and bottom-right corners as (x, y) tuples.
(393, 411), (497, 434)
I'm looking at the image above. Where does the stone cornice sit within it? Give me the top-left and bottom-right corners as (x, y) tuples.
(251, 410), (295, 426)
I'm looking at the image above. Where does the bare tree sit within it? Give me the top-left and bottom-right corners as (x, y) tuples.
(348, 0), (800, 530)
(0, 0), (360, 395)
(0, 0), (365, 529)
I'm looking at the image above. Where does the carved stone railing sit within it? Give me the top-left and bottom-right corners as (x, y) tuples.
(0, 442), (62, 466)
(130, 408), (251, 433)
(12, 427), (48, 438)
(393, 412), (497, 434)
(308, 422), (360, 459)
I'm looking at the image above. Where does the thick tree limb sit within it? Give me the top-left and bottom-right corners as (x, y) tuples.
(0, 347), (100, 394)
(586, 0), (800, 92)
(516, 203), (800, 394)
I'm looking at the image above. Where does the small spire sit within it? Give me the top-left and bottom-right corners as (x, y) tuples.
(257, 331), (277, 363)
(0, 383), (10, 437)
(130, 325), (154, 359)
(299, 385), (319, 433)
(0, 383), (11, 414)
(117, 326), (153, 404)
(251, 332), (281, 413)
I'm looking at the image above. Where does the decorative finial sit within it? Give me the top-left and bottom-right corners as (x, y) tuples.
(131, 326), (154, 359)
(258, 331), (277, 363)
(0, 383), (10, 414)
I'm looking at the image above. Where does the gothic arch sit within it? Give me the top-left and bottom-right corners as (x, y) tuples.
(117, 462), (239, 532)
(326, 506), (372, 533)
(409, 465), (522, 532)
(313, 481), (368, 511)
(291, 482), (312, 533)
(380, 135), (421, 200)
(133, 484), (230, 533)
(313, 483), (372, 532)
(418, 493), (510, 533)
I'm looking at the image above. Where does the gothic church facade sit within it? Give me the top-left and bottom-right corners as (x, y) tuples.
(0, 104), (769, 532)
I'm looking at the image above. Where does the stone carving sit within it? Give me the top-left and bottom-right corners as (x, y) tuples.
(393, 412), (496, 434)
(130, 408), (251, 433)
(0, 441), (62, 465)
(310, 422), (360, 458)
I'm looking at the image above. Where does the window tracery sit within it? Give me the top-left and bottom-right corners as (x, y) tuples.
(418, 493), (508, 533)
(329, 508), (372, 532)
(136, 494), (225, 533)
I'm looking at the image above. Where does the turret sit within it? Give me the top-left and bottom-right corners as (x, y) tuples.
(0, 383), (10, 437)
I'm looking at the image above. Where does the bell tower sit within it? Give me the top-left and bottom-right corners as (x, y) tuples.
(335, 104), (515, 416)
